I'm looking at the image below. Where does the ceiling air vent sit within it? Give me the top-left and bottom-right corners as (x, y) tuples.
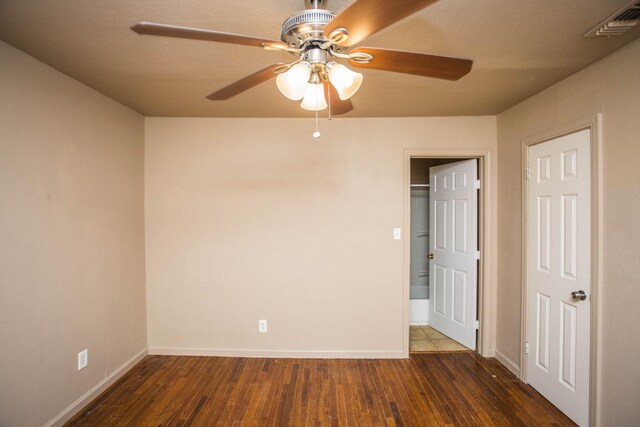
(585, 1), (640, 37)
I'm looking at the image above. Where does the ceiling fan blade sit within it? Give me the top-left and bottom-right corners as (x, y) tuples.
(207, 64), (285, 100)
(131, 22), (287, 49)
(348, 47), (472, 81)
(325, 0), (437, 47)
(323, 82), (354, 115)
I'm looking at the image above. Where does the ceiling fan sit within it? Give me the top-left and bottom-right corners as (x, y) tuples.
(131, 0), (473, 116)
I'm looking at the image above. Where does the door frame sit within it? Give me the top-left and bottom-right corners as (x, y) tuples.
(520, 115), (603, 426)
(403, 149), (497, 358)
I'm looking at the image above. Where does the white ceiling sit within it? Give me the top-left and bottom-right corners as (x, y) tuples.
(1, 0), (638, 117)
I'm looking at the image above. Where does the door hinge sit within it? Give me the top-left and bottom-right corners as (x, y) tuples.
(474, 179), (481, 190)
(474, 250), (481, 260)
(524, 342), (529, 354)
(525, 167), (531, 180)
(473, 320), (480, 330)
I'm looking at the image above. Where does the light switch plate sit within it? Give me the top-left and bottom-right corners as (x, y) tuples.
(393, 227), (402, 240)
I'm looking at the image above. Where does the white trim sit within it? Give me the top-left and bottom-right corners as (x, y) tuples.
(495, 350), (521, 377)
(594, 113), (604, 427)
(45, 347), (148, 427)
(148, 347), (406, 359)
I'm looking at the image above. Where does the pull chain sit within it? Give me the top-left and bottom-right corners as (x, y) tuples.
(312, 81), (322, 138)
(327, 82), (332, 121)
(313, 109), (320, 138)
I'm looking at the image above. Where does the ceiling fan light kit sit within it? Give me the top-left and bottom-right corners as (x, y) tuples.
(275, 52), (364, 109)
(131, 0), (473, 121)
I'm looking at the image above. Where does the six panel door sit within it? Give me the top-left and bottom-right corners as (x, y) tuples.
(527, 129), (591, 426)
(428, 159), (478, 350)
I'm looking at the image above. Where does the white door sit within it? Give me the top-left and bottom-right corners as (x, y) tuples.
(527, 129), (591, 426)
(428, 159), (478, 350)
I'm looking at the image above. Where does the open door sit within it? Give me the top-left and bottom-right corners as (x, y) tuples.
(428, 159), (478, 350)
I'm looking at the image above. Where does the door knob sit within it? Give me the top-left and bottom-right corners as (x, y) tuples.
(571, 290), (587, 301)
(427, 253), (434, 260)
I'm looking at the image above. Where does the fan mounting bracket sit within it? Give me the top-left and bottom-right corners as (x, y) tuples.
(304, 0), (328, 9)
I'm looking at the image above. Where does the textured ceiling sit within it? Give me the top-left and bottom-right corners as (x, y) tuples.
(1, 0), (638, 117)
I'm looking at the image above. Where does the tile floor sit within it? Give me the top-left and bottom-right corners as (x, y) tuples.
(409, 325), (471, 352)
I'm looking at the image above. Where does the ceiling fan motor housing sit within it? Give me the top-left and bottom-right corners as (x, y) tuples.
(280, 9), (336, 49)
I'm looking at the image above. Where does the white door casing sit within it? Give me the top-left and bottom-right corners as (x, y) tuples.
(428, 159), (478, 350)
(527, 129), (591, 426)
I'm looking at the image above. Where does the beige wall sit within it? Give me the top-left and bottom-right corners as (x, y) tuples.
(497, 38), (640, 424)
(145, 116), (496, 356)
(0, 41), (147, 426)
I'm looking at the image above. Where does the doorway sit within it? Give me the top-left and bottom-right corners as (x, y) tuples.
(408, 157), (480, 353)
(403, 149), (496, 359)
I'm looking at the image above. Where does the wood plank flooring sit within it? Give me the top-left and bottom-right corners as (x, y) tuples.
(65, 353), (575, 426)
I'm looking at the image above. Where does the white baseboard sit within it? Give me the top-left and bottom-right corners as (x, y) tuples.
(483, 348), (496, 358)
(494, 349), (521, 377)
(45, 347), (148, 427)
(148, 347), (406, 359)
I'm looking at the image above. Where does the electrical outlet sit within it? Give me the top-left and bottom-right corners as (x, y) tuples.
(258, 319), (267, 333)
(78, 349), (88, 370)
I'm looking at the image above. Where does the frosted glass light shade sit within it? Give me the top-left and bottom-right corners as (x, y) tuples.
(276, 62), (312, 100)
(300, 83), (328, 111)
(328, 63), (363, 100)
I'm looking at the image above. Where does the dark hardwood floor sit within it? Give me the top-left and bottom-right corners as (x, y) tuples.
(65, 353), (575, 426)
